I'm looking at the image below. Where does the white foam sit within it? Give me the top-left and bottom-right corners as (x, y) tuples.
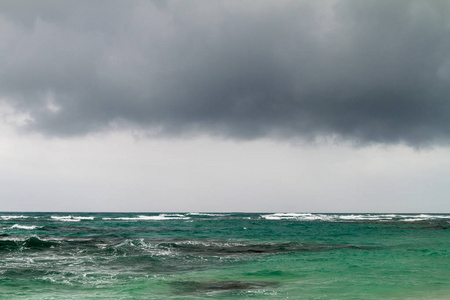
(102, 214), (190, 221)
(11, 224), (40, 230)
(435, 215), (450, 219)
(51, 216), (81, 222)
(384, 214), (450, 221)
(50, 215), (93, 221)
(1, 215), (29, 220)
(188, 213), (226, 217)
(51, 215), (72, 220)
(262, 213), (306, 219)
(261, 213), (326, 220)
(338, 215), (382, 221)
(165, 240), (248, 248)
(112, 239), (175, 256)
(260, 213), (450, 222)
(73, 216), (95, 220)
(418, 214), (433, 218)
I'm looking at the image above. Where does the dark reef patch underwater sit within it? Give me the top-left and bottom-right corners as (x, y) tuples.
(1, 212), (449, 299)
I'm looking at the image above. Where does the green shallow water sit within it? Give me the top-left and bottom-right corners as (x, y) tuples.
(1, 213), (449, 299)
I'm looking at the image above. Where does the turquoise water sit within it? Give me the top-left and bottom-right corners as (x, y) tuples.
(1, 213), (449, 299)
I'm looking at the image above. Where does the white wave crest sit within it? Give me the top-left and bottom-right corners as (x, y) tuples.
(188, 213), (226, 217)
(1, 215), (29, 220)
(261, 213), (450, 222)
(51, 216), (80, 222)
(49, 215), (94, 221)
(73, 216), (95, 220)
(102, 214), (190, 221)
(262, 213), (329, 221)
(11, 224), (40, 230)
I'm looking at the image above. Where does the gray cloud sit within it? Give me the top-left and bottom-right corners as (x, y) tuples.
(1, 0), (450, 145)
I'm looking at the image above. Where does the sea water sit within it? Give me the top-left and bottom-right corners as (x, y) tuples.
(0, 213), (449, 299)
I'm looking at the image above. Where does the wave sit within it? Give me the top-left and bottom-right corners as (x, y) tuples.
(50, 216), (94, 222)
(261, 213), (450, 222)
(0, 236), (58, 250)
(1, 215), (30, 220)
(0, 234), (374, 256)
(187, 213), (226, 217)
(73, 216), (95, 220)
(11, 224), (41, 230)
(23, 236), (57, 248)
(261, 213), (329, 221)
(155, 240), (375, 256)
(102, 214), (190, 221)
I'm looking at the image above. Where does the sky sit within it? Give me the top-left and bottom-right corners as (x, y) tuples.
(1, 0), (450, 212)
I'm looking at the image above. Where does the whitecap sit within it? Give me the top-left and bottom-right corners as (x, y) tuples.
(260, 213), (432, 222)
(73, 216), (95, 220)
(102, 214), (190, 221)
(188, 213), (226, 217)
(384, 214), (450, 221)
(1, 215), (29, 220)
(261, 213), (326, 221)
(261, 213), (307, 220)
(51, 215), (72, 220)
(11, 224), (40, 230)
(50, 215), (93, 221)
(338, 215), (382, 221)
(51, 216), (80, 222)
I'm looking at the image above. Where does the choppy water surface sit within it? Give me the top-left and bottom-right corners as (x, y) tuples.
(1, 213), (449, 299)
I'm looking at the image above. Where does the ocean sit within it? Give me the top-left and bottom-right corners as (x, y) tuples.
(0, 212), (449, 299)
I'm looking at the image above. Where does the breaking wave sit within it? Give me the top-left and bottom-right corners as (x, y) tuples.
(10, 224), (41, 230)
(0, 236), (58, 250)
(261, 213), (450, 222)
(51, 215), (95, 222)
(102, 214), (190, 221)
(1, 215), (30, 220)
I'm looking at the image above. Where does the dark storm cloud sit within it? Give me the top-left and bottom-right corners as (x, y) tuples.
(1, 0), (450, 145)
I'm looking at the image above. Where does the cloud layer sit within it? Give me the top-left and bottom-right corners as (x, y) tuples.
(1, 0), (450, 145)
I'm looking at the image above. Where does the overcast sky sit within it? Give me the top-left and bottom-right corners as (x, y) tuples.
(1, 0), (450, 212)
